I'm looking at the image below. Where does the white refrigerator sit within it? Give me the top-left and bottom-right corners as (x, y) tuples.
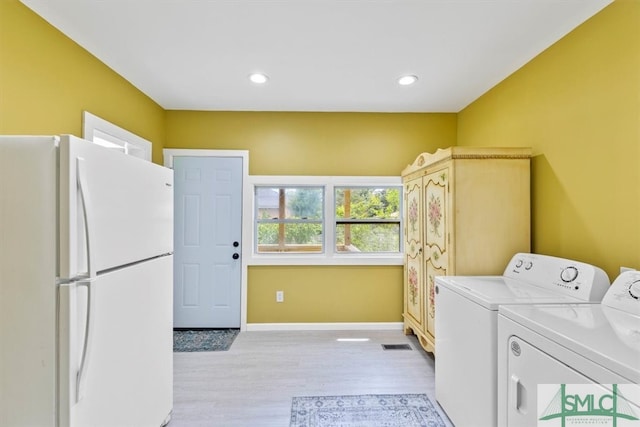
(0, 135), (174, 426)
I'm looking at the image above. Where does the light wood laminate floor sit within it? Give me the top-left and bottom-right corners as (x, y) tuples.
(170, 330), (453, 426)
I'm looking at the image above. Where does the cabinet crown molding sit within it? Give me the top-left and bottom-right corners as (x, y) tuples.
(402, 147), (532, 176)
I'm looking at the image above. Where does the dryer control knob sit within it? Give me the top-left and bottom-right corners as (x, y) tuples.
(560, 266), (579, 283)
(628, 280), (640, 300)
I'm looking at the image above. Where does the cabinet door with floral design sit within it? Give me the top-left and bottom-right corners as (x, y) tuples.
(404, 177), (423, 328)
(424, 168), (448, 253)
(425, 260), (446, 337)
(405, 178), (422, 247)
(423, 167), (449, 338)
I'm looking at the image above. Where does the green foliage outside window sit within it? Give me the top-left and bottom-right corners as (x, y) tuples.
(335, 187), (401, 253)
(256, 185), (401, 253)
(256, 187), (323, 251)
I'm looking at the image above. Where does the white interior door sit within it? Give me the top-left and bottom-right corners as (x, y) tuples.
(173, 156), (243, 328)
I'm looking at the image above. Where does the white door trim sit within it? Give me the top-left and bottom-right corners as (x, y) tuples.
(163, 149), (250, 331)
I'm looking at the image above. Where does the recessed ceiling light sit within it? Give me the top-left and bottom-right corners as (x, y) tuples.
(249, 73), (269, 84)
(397, 75), (418, 86)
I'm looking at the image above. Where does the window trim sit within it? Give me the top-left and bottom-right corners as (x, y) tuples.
(248, 176), (403, 266)
(82, 111), (152, 161)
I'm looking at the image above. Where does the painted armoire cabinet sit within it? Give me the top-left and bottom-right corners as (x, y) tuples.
(402, 147), (532, 353)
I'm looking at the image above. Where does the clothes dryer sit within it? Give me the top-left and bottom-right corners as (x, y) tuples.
(434, 253), (610, 427)
(496, 270), (640, 427)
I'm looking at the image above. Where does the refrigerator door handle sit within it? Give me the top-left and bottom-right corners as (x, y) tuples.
(77, 157), (96, 280)
(75, 278), (95, 403)
(75, 157), (97, 402)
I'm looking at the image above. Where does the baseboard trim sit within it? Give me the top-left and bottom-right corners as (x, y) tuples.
(245, 322), (403, 332)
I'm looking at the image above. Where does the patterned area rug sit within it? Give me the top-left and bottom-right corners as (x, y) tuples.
(173, 329), (239, 352)
(290, 394), (446, 427)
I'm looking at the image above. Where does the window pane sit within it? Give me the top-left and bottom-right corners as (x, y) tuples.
(256, 187), (323, 220)
(256, 223), (323, 253)
(92, 135), (125, 151)
(335, 188), (401, 220)
(285, 223), (323, 252)
(285, 188), (323, 220)
(335, 186), (402, 254)
(336, 223), (401, 253)
(256, 223), (279, 245)
(255, 186), (324, 253)
(256, 188), (280, 220)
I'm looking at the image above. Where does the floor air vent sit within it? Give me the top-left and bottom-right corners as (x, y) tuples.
(381, 344), (412, 351)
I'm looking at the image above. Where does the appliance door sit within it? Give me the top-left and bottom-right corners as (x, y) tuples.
(58, 255), (173, 427)
(505, 335), (627, 427)
(58, 135), (173, 279)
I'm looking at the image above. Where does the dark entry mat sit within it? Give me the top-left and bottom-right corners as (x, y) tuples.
(173, 328), (240, 352)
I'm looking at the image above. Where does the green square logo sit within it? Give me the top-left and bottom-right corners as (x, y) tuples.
(538, 384), (640, 426)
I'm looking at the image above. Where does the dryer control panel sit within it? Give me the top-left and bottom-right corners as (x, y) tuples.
(504, 253), (610, 302)
(602, 270), (640, 315)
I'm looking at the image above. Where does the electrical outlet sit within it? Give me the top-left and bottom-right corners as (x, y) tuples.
(276, 290), (284, 303)
(620, 266), (636, 273)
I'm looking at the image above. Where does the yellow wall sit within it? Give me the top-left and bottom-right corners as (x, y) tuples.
(458, 0), (640, 279)
(165, 111), (456, 175)
(166, 111), (457, 323)
(0, 0), (165, 163)
(248, 266), (403, 323)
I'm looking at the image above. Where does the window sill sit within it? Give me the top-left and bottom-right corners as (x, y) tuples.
(246, 254), (403, 266)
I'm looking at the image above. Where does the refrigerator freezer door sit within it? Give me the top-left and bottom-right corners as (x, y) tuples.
(58, 255), (173, 427)
(58, 135), (173, 279)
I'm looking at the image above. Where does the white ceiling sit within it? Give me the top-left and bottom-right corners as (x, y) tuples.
(21, 0), (612, 113)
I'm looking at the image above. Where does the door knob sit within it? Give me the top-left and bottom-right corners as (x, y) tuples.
(232, 253), (240, 260)
(233, 241), (239, 247)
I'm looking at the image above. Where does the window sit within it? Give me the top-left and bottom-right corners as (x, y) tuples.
(250, 176), (403, 266)
(82, 111), (152, 161)
(335, 187), (401, 253)
(255, 186), (324, 253)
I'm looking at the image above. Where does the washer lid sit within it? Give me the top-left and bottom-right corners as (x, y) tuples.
(499, 304), (640, 383)
(435, 276), (583, 310)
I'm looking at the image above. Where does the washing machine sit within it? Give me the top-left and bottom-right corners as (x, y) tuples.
(434, 253), (610, 427)
(496, 270), (640, 427)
